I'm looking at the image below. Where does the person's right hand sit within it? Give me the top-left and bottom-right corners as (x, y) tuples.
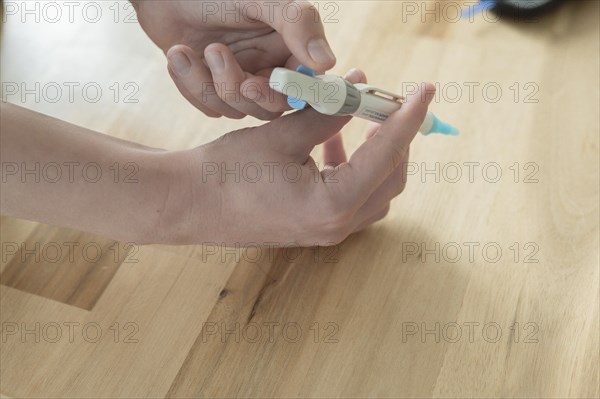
(160, 71), (436, 246)
(133, 0), (337, 120)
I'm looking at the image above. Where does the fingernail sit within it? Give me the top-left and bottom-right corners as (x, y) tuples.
(308, 38), (335, 65)
(168, 51), (191, 76)
(205, 51), (225, 74)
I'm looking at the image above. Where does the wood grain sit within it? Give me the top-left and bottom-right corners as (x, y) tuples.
(1, 1), (598, 397)
(1, 224), (126, 310)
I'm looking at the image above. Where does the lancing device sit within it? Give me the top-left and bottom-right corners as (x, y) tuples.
(269, 66), (459, 136)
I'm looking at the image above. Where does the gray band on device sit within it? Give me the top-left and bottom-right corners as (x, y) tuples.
(334, 80), (361, 116)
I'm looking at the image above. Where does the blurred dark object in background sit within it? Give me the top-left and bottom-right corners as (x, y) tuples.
(492, 0), (564, 18)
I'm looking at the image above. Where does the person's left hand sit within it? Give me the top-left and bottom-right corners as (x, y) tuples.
(133, 0), (337, 120)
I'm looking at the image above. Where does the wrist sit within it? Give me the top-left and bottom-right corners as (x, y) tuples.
(133, 149), (192, 245)
(143, 147), (223, 245)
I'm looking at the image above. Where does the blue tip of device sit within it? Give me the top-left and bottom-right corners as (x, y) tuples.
(287, 65), (316, 110)
(461, 0), (496, 18)
(295, 65), (316, 77)
(288, 97), (307, 110)
(427, 114), (460, 136)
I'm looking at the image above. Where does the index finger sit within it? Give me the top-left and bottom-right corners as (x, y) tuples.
(342, 83), (436, 202)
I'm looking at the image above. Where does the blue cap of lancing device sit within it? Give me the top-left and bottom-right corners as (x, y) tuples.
(287, 65), (316, 110)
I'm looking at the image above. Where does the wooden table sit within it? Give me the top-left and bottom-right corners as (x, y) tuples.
(1, 1), (598, 397)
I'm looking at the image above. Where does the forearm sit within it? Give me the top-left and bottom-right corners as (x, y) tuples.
(0, 102), (189, 244)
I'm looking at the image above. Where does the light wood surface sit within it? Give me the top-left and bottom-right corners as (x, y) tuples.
(1, 1), (599, 397)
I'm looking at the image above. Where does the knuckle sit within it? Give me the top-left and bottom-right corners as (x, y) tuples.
(399, 179), (408, 194)
(301, 2), (319, 16)
(310, 198), (354, 244)
(316, 235), (346, 247)
(372, 134), (406, 172)
(325, 230), (350, 246)
(255, 111), (280, 121)
(313, 224), (350, 247)
(227, 112), (246, 120)
(379, 205), (391, 220)
(210, 128), (245, 147)
(392, 179), (407, 197)
(265, 112), (284, 121)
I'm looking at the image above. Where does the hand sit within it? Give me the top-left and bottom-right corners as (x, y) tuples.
(133, 0), (336, 120)
(163, 71), (436, 246)
(0, 73), (433, 245)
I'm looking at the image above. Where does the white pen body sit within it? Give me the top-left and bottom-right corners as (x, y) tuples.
(352, 92), (402, 123)
(352, 88), (435, 134)
(268, 68), (436, 133)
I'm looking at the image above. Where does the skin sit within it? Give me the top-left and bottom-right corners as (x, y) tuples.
(132, 0), (337, 119)
(1, 1), (436, 246)
(1, 71), (435, 246)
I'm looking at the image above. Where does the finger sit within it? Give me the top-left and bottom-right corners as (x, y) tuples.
(365, 123), (380, 140)
(250, 0), (336, 72)
(350, 121), (406, 229)
(323, 133), (346, 168)
(344, 83), (435, 201)
(167, 64), (221, 118)
(345, 68), (367, 85)
(321, 133), (345, 182)
(240, 75), (290, 113)
(267, 108), (352, 160)
(166, 45), (245, 119)
(352, 204), (390, 233)
(204, 43), (283, 120)
(227, 32), (291, 72)
(353, 148), (410, 224)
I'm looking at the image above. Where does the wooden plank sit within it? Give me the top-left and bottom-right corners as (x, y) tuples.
(0, 1), (598, 398)
(1, 224), (127, 310)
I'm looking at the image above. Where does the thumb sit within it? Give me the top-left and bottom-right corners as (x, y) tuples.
(253, 0), (336, 71)
(266, 108), (351, 161)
